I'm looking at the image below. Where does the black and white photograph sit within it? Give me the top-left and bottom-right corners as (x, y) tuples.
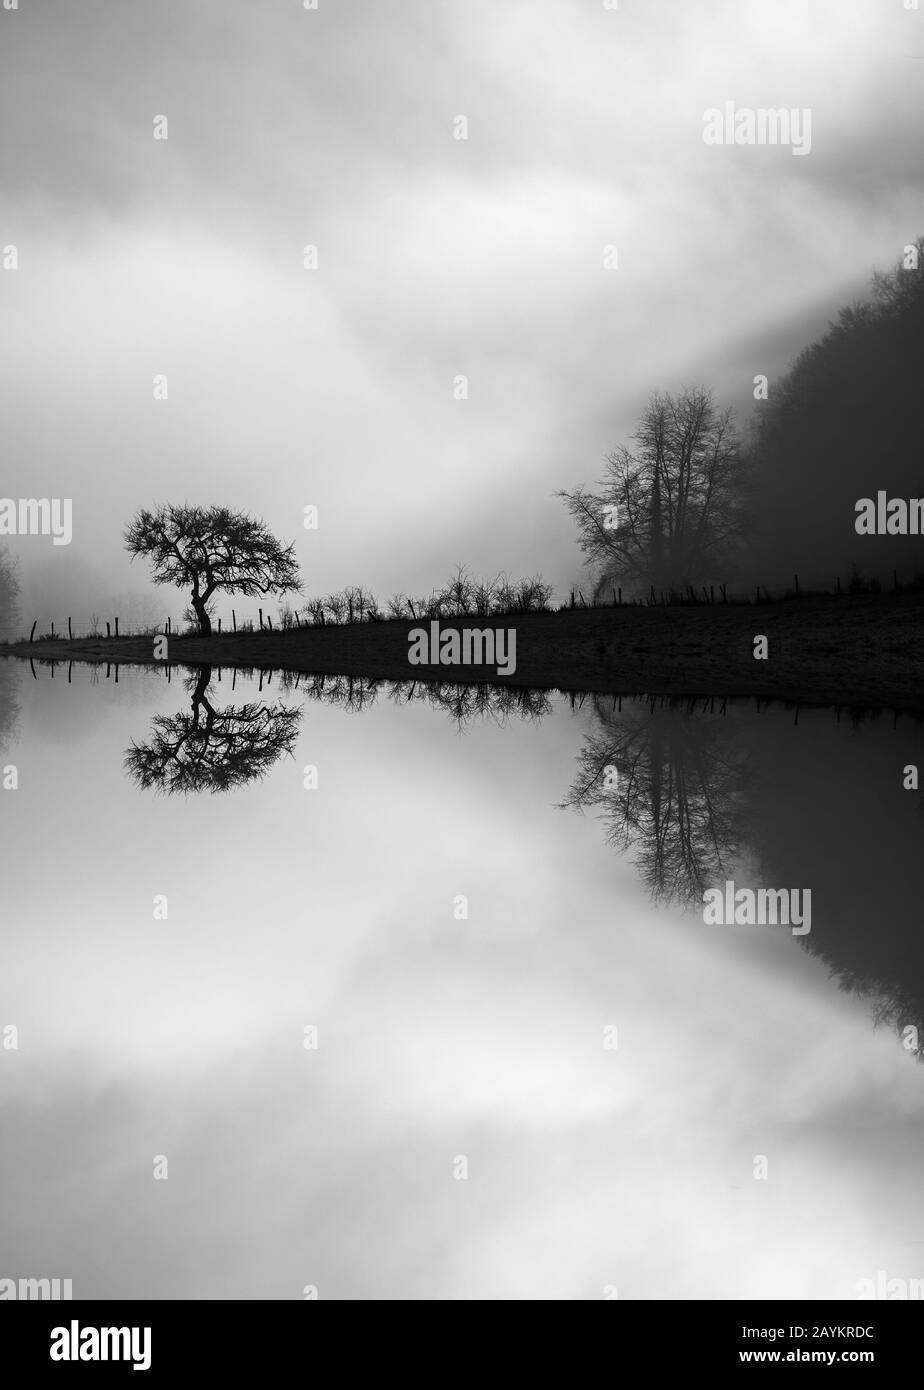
(1, 0), (923, 1360)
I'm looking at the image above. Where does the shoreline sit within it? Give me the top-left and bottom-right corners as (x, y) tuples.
(4, 590), (923, 711)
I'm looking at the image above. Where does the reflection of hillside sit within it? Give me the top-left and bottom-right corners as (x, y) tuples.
(565, 694), (924, 1059)
(744, 707), (924, 1060)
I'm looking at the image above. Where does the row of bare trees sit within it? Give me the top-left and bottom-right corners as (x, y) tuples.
(305, 568), (554, 625)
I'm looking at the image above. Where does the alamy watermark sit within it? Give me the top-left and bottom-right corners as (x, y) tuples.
(408, 621), (517, 676)
(702, 101), (812, 157)
(702, 880), (811, 935)
(855, 492), (924, 535)
(0, 1275), (73, 1299)
(856, 1271), (924, 1300)
(50, 1321), (152, 1371)
(0, 497), (72, 546)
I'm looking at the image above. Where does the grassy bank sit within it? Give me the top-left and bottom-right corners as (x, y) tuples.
(4, 591), (924, 711)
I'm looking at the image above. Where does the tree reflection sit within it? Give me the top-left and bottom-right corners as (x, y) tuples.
(562, 694), (750, 905)
(125, 665), (303, 794)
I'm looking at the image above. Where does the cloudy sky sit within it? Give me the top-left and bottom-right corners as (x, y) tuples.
(1, 0), (922, 622)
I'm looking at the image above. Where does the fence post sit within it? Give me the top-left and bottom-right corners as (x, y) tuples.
(68, 617), (73, 640)
(218, 618), (222, 634)
(29, 620), (37, 643)
(794, 573), (800, 596)
(51, 621), (55, 638)
(259, 608), (263, 630)
(232, 609), (237, 633)
(267, 614), (273, 631)
(106, 621), (111, 639)
(115, 617), (119, 637)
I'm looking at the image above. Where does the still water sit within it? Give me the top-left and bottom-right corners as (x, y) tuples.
(1, 659), (923, 1300)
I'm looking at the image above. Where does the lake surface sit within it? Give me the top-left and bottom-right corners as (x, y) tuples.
(1, 658), (923, 1300)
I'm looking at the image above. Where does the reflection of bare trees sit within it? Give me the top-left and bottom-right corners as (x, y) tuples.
(123, 664), (551, 796)
(266, 669), (552, 731)
(125, 666), (303, 795)
(562, 694), (750, 905)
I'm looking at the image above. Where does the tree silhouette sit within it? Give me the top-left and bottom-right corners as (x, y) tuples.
(558, 387), (744, 598)
(125, 666), (302, 794)
(124, 504), (300, 636)
(561, 694), (749, 905)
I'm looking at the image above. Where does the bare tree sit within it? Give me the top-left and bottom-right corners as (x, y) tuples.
(440, 564), (475, 616)
(124, 504), (300, 636)
(558, 387), (744, 598)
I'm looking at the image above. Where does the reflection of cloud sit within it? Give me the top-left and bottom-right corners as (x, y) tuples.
(4, 676), (924, 1299)
(1, 920), (920, 1301)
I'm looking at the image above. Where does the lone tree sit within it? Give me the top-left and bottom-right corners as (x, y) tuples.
(558, 386), (744, 599)
(124, 504), (300, 635)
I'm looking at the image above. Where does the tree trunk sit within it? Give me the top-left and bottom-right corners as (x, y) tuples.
(191, 593), (212, 636)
